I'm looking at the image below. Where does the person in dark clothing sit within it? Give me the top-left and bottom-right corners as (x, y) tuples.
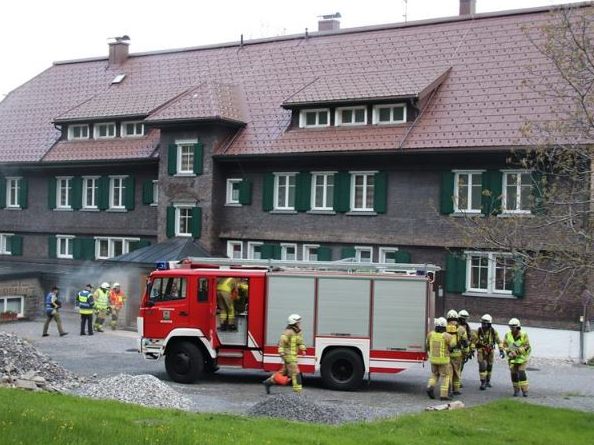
(76, 284), (95, 335)
(42, 286), (68, 337)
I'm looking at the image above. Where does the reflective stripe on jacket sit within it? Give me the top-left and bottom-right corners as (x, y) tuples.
(109, 290), (126, 309)
(446, 323), (468, 358)
(278, 327), (306, 363)
(426, 331), (453, 365)
(504, 330), (531, 364)
(93, 288), (110, 309)
(77, 290), (94, 315)
(217, 277), (237, 294)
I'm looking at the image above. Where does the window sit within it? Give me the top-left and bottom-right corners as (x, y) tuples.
(95, 237), (139, 259)
(122, 121), (144, 137)
(226, 178), (242, 205)
(247, 242), (263, 259)
(281, 243), (297, 260)
(175, 206), (193, 237)
(379, 247), (398, 263)
(149, 277), (187, 302)
(94, 122), (116, 139)
(303, 244), (320, 261)
(56, 235), (74, 259)
(311, 172), (335, 211)
(109, 176), (126, 209)
(177, 140), (196, 175)
(466, 252), (514, 294)
(335, 106), (367, 126)
(355, 246), (373, 263)
(373, 104), (407, 124)
(454, 171), (483, 213)
(227, 241), (243, 259)
(503, 171), (532, 214)
(68, 124), (89, 140)
(351, 172), (375, 211)
(6, 177), (21, 208)
(0, 296), (24, 317)
(82, 176), (99, 209)
(299, 109), (330, 128)
(56, 177), (72, 209)
(274, 173), (296, 210)
(0, 233), (13, 255)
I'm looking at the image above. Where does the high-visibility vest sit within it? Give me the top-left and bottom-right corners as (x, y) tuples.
(446, 323), (467, 358)
(504, 331), (531, 364)
(109, 290), (126, 309)
(77, 290), (94, 315)
(93, 288), (110, 309)
(427, 331), (452, 365)
(217, 278), (237, 294)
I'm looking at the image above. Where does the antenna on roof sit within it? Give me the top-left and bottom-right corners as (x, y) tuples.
(402, 0), (408, 23)
(318, 12), (341, 20)
(305, 27), (309, 39)
(240, 34), (244, 48)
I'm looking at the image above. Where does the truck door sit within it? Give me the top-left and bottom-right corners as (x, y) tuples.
(142, 276), (190, 339)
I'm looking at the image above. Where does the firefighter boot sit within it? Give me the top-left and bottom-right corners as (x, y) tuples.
(513, 388), (520, 397)
(426, 387), (435, 399)
(486, 378), (492, 388)
(263, 378), (272, 395)
(522, 390), (528, 397)
(480, 380), (486, 390)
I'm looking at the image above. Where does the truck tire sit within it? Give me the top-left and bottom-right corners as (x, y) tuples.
(320, 348), (364, 391)
(165, 341), (204, 383)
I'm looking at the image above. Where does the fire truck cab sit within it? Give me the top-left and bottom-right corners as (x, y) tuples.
(138, 258), (437, 390)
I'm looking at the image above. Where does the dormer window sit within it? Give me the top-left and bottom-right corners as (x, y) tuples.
(299, 109), (330, 128)
(373, 104), (407, 125)
(68, 124), (89, 140)
(122, 121), (144, 137)
(94, 122), (116, 139)
(335, 106), (367, 126)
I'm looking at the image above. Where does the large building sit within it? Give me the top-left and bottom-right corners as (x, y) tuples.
(0, 1), (591, 331)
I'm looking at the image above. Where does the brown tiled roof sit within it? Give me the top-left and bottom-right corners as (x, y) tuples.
(0, 6), (586, 163)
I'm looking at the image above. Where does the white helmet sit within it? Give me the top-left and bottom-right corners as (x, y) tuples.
(100, 282), (110, 289)
(458, 309), (470, 319)
(446, 309), (458, 320)
(288, 314), (302, 325)
(434, 317), (447, 328)
(481, 314), (493, 323)
(112, 282), (120, 288)
(508, 318), (521, 327)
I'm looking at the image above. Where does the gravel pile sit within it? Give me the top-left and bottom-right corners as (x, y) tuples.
(76, 374), (192, 410)
(248, 393), (379, 424)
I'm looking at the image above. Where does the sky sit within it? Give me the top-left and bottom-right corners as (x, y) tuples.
(0, 0), (582, 99)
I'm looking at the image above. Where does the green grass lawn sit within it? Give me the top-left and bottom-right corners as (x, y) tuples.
(0, 388), (591, 445)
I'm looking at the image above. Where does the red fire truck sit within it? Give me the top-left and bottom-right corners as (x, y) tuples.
(138, 258), (437, 390)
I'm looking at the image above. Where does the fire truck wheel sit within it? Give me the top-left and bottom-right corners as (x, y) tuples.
(165, 341), (204, 383)
(320, 348), (364, 391)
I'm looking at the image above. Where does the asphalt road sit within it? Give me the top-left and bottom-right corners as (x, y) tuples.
(3, 310), (594, 417)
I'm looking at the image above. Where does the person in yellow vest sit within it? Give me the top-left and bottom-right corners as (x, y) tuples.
(446, 309), (468, 396)
(471, 314), (504, 390)
(458, 309), (473, 374)
(263, 314), (307, 394)
(217, 277), (239, 331)
(109, 282), (127, 330)
(93, 282), (110, 333)
(502, 318), (532, 397)
(76, 284), (95, 336)
(426, 317), (456, 400)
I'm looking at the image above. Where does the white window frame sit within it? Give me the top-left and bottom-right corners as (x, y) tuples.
(82, 176), (99, 209)
(311, 171), (336, 211)
(226, 178), (242, 206)
(151, 180), (159, 206)
(109, 176), (127, 210)
(355, 246), (373, 263)
(465, 251), (514, 295)
(379, 247), (399, 263)
(453, 170), (485, 214)
(0, 296), (24, 318)
(121, 121), (144, 137)
(247, 241), (264, 260)
(502, 170), (532, 215)
(299, 109), (331, 128)
(174, 205), (193, 237)
(56, 176), (73, 210)
(350, 171), (376, 212)
(93, 122), (116, 139)
(6, 177), (21, 208)
(94, 236), (140, 260)
(0, 233), (14, 255)
(281, 243), (298, 261)
(226, 241), (243, 259)
(274, 173), (297, 210)
(68, 124), (89, 140)
(56, 235), (74, 259)
(372, 103), (407, 125)
(176, 139), (197, 175)
(335, 106), (367, 126)
(303, 244), (320, 262)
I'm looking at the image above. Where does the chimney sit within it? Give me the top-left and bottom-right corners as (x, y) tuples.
(318, 12), (341, 32)
(459, 0), (476, 16)
(108, 35), (130, 65)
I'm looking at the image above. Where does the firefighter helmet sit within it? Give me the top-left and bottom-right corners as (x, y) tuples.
(481, 314), (493, 323)
(508, 318), (521, 327)
(112, 282), (120, 288)
(288, 314), (302, 325)
(100, 282), (110, 289)
(458, 309), (470, 319)
(434, 317), (447, 328)
(446, 309), (458, 320)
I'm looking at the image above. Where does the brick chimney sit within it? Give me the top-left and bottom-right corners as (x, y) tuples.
(459, 0), (476, 15)
(108, 35), (130, 65)
(318, 12), (341, 32)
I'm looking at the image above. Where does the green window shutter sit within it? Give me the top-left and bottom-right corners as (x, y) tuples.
(73, 238), (83, 260)
(512, 258), (525, 298)
(262, 173), (274, 212)
(440, 171), (455, 215)
(71, 177), (82, 210)
(394, 250), (411, 263)
(166, 207), (176, 238)
(333, 171), (351, 213)
(0, 177), (5, 209)
(10, 235), (23, 256)
(83, 238), (96, 260)
(48, 235), (57, 258)
(130, 240), (151, 251)
(481, 170), (503, 216)
(191, 207), (202, 238)
(295, 171), (312, 212)
(168, 144), (177, 175)
(97, 176), (109, 210)
(18, 178), (28, 209)
(531, 171), (545, 215)
(142, 180), (154, 205)
(445, 252), (466, 293)
(238, 179), (252, 205)
(373, 171), (388, 214)
(261, 243), (281, 260)
(48, 177), (56, 210)
(317, 246), (332, 261)
(341, 246), (356, 259)
(124, 176), (135, 210)
(193, 143), (204, 175)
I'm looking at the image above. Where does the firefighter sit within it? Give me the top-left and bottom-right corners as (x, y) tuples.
(217, 277), (239, 331)
(446, 309), (468, 395)
(502, 318), (532, 397)
(109, 282), (127, 330)
(263, 313), (307, 394)
(426, 317), (456, 400)
(93, 282), (110, 333)
(458, 309), (473, 375)
(472, 314), (504, 390)
(76, 284), (95, 336)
